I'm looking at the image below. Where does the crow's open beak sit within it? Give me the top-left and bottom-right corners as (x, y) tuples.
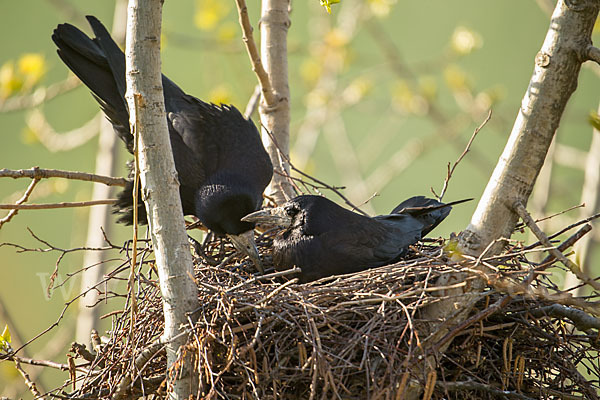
(227, 230), (264, 274)
(241, 207), (292, 228)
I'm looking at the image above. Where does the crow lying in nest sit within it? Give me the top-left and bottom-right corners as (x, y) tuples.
(244, 195), (470, 281)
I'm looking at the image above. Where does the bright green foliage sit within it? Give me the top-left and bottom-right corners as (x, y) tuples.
(0, 325), (11, 352)
(320, 0), (341, 14)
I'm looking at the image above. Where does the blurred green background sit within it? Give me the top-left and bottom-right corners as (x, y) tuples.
(0, 0), (598, 396)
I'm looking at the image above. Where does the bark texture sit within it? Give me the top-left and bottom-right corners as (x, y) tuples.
(124, 0), (198, 398)
(459, 0), (600, 257)
(259, 0), (296, 204)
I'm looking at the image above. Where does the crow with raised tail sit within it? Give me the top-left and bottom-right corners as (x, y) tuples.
(243, 195), (470, 282)
(52, 16), (273, 272)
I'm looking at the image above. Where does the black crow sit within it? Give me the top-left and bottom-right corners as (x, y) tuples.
(52, 16), (273, 272)
(243, 195), (469, 282)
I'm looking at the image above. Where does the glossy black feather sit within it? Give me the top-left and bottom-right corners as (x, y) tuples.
(274, 195), (456, 282)
(52, 16), (273, 235)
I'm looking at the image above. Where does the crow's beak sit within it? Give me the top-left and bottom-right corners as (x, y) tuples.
(241, 207), (292, 228)
(227, 230), (264, 274)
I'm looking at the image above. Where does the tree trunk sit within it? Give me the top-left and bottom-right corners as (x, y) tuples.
(259, 0), (296, 204)
(458, 0), (600, 257)
(124, 0), (198, 398)
(403, 2), (600, 398)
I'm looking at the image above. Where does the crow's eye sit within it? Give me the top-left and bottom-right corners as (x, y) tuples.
(285, 206), (297, 217)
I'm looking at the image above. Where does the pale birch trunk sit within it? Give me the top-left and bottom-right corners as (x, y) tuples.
(125, 1), (198, 398)
(260, 0), (296, 204)
(458, 0), (600, 257)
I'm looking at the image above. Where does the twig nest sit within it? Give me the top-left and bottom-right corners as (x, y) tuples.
(71, 237), (600, 399)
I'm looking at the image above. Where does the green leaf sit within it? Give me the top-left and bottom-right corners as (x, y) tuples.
(320, 0), (341, 14)
(0, 325), (11, 352)
(588, 111), (600, 131)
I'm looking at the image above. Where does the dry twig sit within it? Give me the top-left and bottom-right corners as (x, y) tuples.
(0, 199), (116, 210)
(0, 178), (39, 228)
(0, 167), (127, 187)
(514, 201), (600, 292)
(434, 109), (492, 201)
(234, 0), (276, 106)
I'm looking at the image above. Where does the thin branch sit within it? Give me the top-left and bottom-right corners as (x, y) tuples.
(524, 304), (600, 332)
(0, 178), (39, 228)
(262, 124), (370, 216)
(587, 45), (600, 65)
(3, 342), (46, 400)
(514, 201), (600, 292)
(0, 167), (127, 187)
(434, 109), (492, 200)
(111, 340), (165, 400)
(524, 211), (600, 250)
(437, 380), (536, 400)
(0, 199), (116, 210)
(2, 354), (69, 371)
(514, 202), (585, 231)
(234, 0), (276, 106)
(432, 294), (512, 354)
(0, 76), (80, 113)
(13, 358), (45, 400)
(244, 84), (261, 119)
(538, 224), (593, 267)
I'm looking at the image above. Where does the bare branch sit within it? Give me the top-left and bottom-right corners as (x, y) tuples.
(262, 125), (370, 216)
(0, 167), (127, 187)
(539, 224), (593, 267)
(0, 199), (115, 210)
(513, 201), (600, 292)
(2, 354), (69, 371)
(0, 76), (80, 113)
(435, 109), (492, 200)
(13, 359), (45, 400)
(525, 304), (600, 332)
(244, 84), (261, 119)
(587, 45), (600, 65)
(234, 0), (276, 106)
(112, 340), (165, 400)
(438, 380), (535, 400)
(0, 178), (39, 228)
(523, 211), (600, 250)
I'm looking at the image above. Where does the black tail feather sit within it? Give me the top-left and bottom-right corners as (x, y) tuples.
(113, 180), (147, 225)
(52, 19), (132, 150)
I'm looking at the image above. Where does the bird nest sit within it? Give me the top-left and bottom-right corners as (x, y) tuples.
(68, 233), (600, 400)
